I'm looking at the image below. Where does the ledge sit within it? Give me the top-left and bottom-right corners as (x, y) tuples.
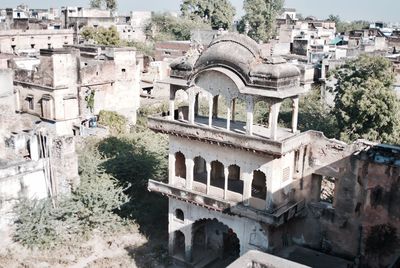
(148, 116), (313, 156)
(148, 180), (305, 226)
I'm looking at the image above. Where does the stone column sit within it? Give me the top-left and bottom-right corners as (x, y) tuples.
(224, 166), (229, 200)
(246, 97), (254, 135)
(185, 157), (194, 190)
(226, 100), (231, 131)
(169, 87), (175, 120)
(188, 90), (196, 124)
(206, 161), (211, 194)
(208, 95), (213, 127)
(169, 152), (176, 184)
(292, 97), (299, 133)
(270, 101), (281, 140)
(243, 172), (252, 206)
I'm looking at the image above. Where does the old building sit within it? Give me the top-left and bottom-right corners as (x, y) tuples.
(148, 33), (400, 267)
(0, 68), (79, 229)
(0, 29), (74, 54)
(12, 45), (141, 136)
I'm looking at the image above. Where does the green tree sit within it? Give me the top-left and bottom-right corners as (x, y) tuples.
(146, 12), (211, 41)
(181, 0), (236, 29)
(240, 0), (284, 42)
(327, 14), (340, 25)
(331, 54), (400, 144)
(81, 26), (121, 46)
(89, 0), (117, 10)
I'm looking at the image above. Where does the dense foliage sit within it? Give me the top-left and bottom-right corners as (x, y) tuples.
(327, 15), (369, 34)
(146, 12), (211, 41)
(181, 0), (236, 30)
(240, 0), (284, 42)
(14, 113), (169, 249)
(277, 86), (339, 138)
(98, 110), (128, 135)
(330, 54), (400, 144)
(14, 145), (128, 249)
(80, 26), (121, 46)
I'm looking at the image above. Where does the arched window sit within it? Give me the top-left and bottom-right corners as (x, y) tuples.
(175, 152), (186, 179)
(228, 164), (243, 194)
(252, 170), (267, 200)
(193, 156), (207, 184)
(175, 209), (184, 221)
(210, 160), (225, 189)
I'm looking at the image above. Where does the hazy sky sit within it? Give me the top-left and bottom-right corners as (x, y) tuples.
(2, 0), (399, 22)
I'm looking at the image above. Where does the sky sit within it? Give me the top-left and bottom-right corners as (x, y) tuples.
(2, 0), (399, 23)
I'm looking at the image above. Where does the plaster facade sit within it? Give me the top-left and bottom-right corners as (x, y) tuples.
(148, 33), (400, 267)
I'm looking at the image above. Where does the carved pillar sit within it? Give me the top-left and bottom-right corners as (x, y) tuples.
(224, 166), (229, 200)
(243, 172), (252, 206)
(246, 96), (254, 135)
(270, 101), (281, 140)
(226, 99), (231, 131)
(188, 90), (196, 124)
(292, 97), (299, 133)
(206, 161), (211, 194)
(185, 157), (194, 190)
(208, 94), (213, 127)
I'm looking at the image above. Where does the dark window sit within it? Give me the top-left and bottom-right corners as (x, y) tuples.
(121, 68), (126, 73)
(175, 209), (184, 221)
(252, 170), (267, 200)
(27, 96), (34, 110)
(31, 44), (35, 48)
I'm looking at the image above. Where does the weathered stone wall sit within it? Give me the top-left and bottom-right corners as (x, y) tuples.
(0, 29), (74, 54)
(0, 159), (48, 228)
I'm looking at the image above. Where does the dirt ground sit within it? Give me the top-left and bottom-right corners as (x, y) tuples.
(0, 224), (169, 268)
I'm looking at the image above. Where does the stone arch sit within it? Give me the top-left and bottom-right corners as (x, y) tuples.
(193, 156), (207, 183)
(175, 151), (186, 179)
(174, 88), (189, 103)
(227, 164), (243, 195)
(210, 160), (225, 190)
(191, 218), (240, 264)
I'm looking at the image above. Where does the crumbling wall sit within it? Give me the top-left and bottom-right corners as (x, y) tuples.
(0, 159), (48, 228)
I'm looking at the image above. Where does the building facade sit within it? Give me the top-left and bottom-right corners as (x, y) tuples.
(148, 34), (400, 267)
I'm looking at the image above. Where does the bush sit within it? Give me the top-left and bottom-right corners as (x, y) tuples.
(98, 110), (129, 135)
(13, 141), (128, 249)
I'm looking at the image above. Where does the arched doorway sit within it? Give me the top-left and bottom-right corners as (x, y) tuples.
(173, 230), (185, 258)
(191, 218), (240, 266)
